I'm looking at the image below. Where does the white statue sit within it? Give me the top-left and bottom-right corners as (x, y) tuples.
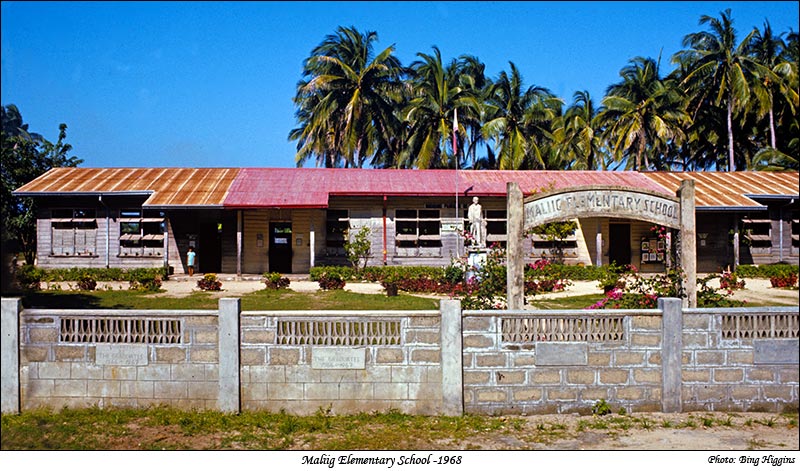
(467, 196), (486, 247)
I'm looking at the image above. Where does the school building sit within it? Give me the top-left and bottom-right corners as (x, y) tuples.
(13, 168), (799, 275)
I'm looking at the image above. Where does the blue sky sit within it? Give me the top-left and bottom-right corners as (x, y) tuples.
(2, 1), (798, 169)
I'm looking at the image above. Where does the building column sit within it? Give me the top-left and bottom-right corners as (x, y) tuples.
(1, 298), (21, 414)
(595, 221), (603, 267)
(506, 182), (524, 310)
(218, 298), (241, 413)
(236, 210), (243, 278)
(440, 299), (463, 416)
(309, 223), (315, 269)
(678, 180), (697, 308)
(659, 297), (683, 413)
(733, 216), (740, 269)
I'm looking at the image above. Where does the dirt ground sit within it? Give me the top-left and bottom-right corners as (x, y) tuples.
(457, 412), (799, 450)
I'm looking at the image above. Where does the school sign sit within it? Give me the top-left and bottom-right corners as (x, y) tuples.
(507, 182), (696, 309)
(524, 187), (681, 230)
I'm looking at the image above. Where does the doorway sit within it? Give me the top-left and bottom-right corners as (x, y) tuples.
(199, 222), (222, 274)
(269, 222), (293, 273)
(609, 223), (631, 266)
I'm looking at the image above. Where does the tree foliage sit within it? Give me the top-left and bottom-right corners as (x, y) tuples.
(1, 104), (82, 264)
(290, 13), (798, 172)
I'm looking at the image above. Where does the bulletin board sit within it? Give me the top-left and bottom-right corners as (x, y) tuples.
(640, 236), (665, 264)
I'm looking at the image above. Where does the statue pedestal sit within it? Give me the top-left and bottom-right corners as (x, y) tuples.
(466, 247), (489, 283)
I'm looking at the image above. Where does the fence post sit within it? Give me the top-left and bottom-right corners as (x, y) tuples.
(659, 297), (683, 413)
(1, 298), (21, 414)
(440, 299), (463, 416)
(218, 298), (241, 413)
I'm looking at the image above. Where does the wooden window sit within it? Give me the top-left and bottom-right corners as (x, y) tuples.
(791, 211), (798, 252)
(119, 209), (165, 257)
(395, 209), (441, 256)
(485, 210), (507, 247)
(50, 209), (97, 256)
(325, 209), (349, 256)
(741, 217), (772, 254)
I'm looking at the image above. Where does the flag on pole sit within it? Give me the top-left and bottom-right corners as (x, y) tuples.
(452, 108), (459, 162)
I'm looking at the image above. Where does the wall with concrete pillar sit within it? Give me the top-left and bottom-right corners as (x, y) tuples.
(2, 297), (796, 415)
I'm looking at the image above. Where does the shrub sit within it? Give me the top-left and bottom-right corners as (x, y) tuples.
(735, 264), (798, 279)
(719, 271), (745, 290)
(460, 245), (507, 309)
(310, 266), (356, 282)
(76, 274), (97, 291)
(127, 268), (164, 292)
(770, 273), (798, 288)
(344, 226), (372, 271)
(263, 272), (290, 289)
(197, 273), (222, 291)
(588, 268), (684, 310)
(524, 259), (572, 295)
(15, 264), (44, 290)
(317, 272), (346, 290)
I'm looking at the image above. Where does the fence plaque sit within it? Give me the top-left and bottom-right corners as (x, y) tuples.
(96, 345), (149, 365)
(311, 347), (366, 369)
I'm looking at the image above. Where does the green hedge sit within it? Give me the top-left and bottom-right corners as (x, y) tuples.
(734, 264), (799, 279)
(15, 266), (169, 283)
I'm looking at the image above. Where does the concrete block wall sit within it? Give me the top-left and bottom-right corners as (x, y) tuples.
(3, 297), (796, 416)
(681, 312), (799, 412)
(462, 313), (664, 415)
(240, 312), (443, 415)
(16, 306), (220, 410)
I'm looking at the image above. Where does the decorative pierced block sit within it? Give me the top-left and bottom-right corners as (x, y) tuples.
(502, 317), (625, 344)
(276, 320), (401, 345)
(721, 313), (799, 339)
(59, 318), (182, 344)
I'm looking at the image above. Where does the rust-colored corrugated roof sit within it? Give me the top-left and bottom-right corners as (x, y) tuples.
(643, 172), (799, 208)
(13, 167), (240, 207)
(222, 168), (672, 207)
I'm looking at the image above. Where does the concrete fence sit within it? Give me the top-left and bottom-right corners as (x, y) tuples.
(1, 297), (797, 415)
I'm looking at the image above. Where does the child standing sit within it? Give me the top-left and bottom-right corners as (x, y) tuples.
(187, 247), (196, 276)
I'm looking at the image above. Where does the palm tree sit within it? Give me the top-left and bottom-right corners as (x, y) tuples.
(553, 91), (606, 170)
(746, 21), (799, 153)
(597, 56), (690, 170)
(289, 26), (405, 168)
(481, 62), (562, 169)
(672, 9), (770, 171)
(400, 47), (480, 169)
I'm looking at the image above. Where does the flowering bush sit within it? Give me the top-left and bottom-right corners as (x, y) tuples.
(263, 272), (290, 290)
(525, 258), (572, 295)
(197, 273), (223, 291)
(317, 272), (346, 290)
(588, 267), (684, 310)
(770, 273), (798, 288)
(459, 244), (507, 310)
(719, 271), (745, 290)
(697, 274), (745, 307)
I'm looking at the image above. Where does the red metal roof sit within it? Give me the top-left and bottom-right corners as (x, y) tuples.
(222, 168), (672, 207)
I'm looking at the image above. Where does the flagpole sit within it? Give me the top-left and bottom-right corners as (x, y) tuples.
(454, 108), (459, 257)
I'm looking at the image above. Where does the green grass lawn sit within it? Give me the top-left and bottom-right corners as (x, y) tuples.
(2, 405), (796, 450)
(15, 288), (442, 311)
(8, 286), (790, 311)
